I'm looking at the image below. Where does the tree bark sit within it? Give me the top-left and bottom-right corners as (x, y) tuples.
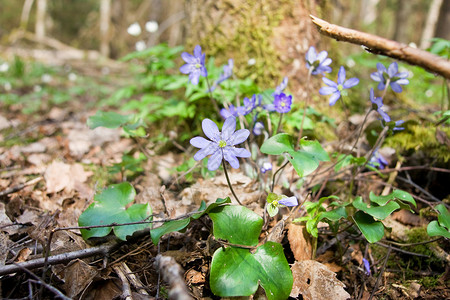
(100, 0), (111, 57)
(20, 0), (35, 30)
(35, 0), (47, 41)
(420, 0), (444, 50)
(435, 0), (450, 40)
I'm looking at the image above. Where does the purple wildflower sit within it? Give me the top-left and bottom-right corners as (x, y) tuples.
(273, 93), (293, 113)
(190, 117), (251, 171)
(260, 162), (272, 173)
(278, 196), (298, 207)
(180, 45), (207, 85)
(370, 62), (409, 93)
(362, 258), (371, 275)
(220, 104), (242, 119)
(319, 66), (359, 106)
(253, 122), (265, 135)
(380, 111), (405, 131)
(369, 88), (390, 120)
(305, 46), (332, 75)
(242, 95), (257, 115)
(273, 77), (288, 95)
(209, 59), (233, 91)
(369, 149), (389, 169)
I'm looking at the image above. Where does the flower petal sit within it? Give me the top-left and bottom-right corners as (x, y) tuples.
(343, 77), (359, 89)
(319, 86), (337, 95)
(377, 82), (385, 91)
(317, 50), (328, 63)
(387, 62), (398, 78)
(329, 92), (341, 106)
(322, 77), (337, 87)
(179, 64), (192, 74)
(193, 45), (202, 58)
(190, 136), (210, 148)
(229, 147), (251, 158)
(395, 78), (409, 85)
(193, 142), (218, 161)
(306, 46), (316, 63)
(376, 62), (386, 73)
(221, 117), (236, 140)
(370, 72), (383, 82)
(207, 149), (223, 171)
(278, 196), (298, 206)
(337, 66), (346, 85)
(189, 71), (200, 85)
(181, 52), (196, 64)
(228, 129), (250, 145)
(390, 82), (403, 93)
(223, 150), (239, 169)
(202, 119), (220, 142)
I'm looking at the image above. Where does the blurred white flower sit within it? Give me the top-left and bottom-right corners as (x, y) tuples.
(0, 62), (9, 72)
(425, 89), (433, 98)
(135, 40), (147, 51)
(68, 73), (77, 81)
(145, 21), (158, 33)
(41, 74), (52, 83)
(346, 58), (355, 68)
(34, 85), (42, 92)
(127, 22), (141, 36)
(4, 82), (11, 91)
(248, 58), (256, 65)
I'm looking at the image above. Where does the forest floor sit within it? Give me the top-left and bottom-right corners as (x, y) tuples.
(0, 53), (449, 300)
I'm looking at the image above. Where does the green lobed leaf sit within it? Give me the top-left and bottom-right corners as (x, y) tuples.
(78, 182), (152, 241)
(352, 196), (400, 220)
(427, 220), (450, 238)
(208, 205), (263, 246)
(369, 190), (416, 208)
(288, 151), (319, 177)
(210, 242), (292, 300)
(299, 139), (330, 162)
(353, 211), (385, 243)
(87, 110), (132, 129)
(260, 133), (294, 155)
(150, 197), (231, 245)
(435, 204), (450, 230)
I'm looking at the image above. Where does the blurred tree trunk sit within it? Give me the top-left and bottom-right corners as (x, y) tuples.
(20, 0), (35, 30)
(420, 0), (443, 49)
(435, 0), (450, 40)
(100, 0), (111, 57)
(393, 0), (413, 43)
(35, 0), (47, 40)
(183, 0), (321, 101)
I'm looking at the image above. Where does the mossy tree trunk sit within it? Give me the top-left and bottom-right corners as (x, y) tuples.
(182, 0), (322, 102)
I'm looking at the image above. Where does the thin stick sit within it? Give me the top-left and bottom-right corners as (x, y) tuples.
(155, 254), (193, 300)
(222, 159), (243, 205)
(310, 15), (450, 79)
(0, 176), (43, 196)
(369, 246), (391, 300)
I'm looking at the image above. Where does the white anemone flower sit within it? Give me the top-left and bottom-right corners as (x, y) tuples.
(145, 21), (158, 33)
(127, 22), (142, 36)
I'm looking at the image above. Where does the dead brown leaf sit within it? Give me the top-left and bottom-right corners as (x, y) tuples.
(44, 161), (92, 194)
(62, 259), (98, 298)
(288, 223), (313, 261)
(15, 247), (32, 263)
(290, 260), (350, 300)
(391, 210), (421, 226)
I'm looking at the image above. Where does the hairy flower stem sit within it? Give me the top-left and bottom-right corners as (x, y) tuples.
(205, 77), (222, 116)
(298, 69), (312, 146)
(271, 160), (290, 192)
(351, 109), (374, 152)
(222, 159), (243, 205)
(276, 113), (284, 134)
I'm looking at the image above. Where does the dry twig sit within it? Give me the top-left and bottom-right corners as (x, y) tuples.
(155, 254), (193, 300)
(310, 15), (450, 79)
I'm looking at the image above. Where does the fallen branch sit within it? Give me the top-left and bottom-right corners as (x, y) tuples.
(0, 176), (43, 197)
(155, 254), (193, 300)
(0, 241), (120, 276)
(310, 15), (450, 79)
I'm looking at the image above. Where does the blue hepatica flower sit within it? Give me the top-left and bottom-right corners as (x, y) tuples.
(273, 93), (293, 113)
(180, 45), (207, 85)
(319, 66), (359, 106)
(242, 95), (257, 115)
(220, 104), (242, 119)
(190, 117), (251, 171)
(278, 196), (298, 207)
(253, 121), (265, 135)
(260, 161), (272, 173)
(273, 77), (288, 95)
(369, 149), (389, 169)
(380, 111), (405, 131)
(369, 88), (390, 121)
(370, 62), (409, 93)
(362, 258), (371, 275)
(305, 46), (332, 75)
(210, 59), (233, 91)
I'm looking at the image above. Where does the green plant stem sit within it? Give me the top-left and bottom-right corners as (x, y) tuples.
(222, 159), (243, 205)
(369, 246), (391, 300)
(205, 77), (221, 116)
(297, 69), (312, 146)
(276, 113), (284, 134)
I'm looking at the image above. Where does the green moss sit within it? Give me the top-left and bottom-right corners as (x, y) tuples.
(190, 0), (295, 87)
(384, 124), (450, 162)
(418, 276), (440, 288)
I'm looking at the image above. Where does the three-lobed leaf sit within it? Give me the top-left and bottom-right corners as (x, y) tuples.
(78, 182), (152, 241)
(87, 110), (132, 129)
(210, 242), (293, 300)
(353, 211), (385, 243)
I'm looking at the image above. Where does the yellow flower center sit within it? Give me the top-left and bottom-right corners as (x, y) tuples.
(218, 140), (227, 148)
(195, 63), (201, 69)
